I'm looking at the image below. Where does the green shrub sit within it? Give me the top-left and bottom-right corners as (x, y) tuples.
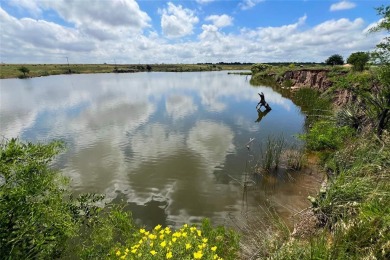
(251, 63), (272, 74)
(300, 121), (354, 151)
(0, 138), (76, 259)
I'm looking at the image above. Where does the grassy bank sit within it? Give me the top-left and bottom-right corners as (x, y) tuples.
(247, 61), (390, 259)
(0, 63), (252, 79)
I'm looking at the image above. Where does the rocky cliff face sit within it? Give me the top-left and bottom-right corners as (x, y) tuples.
(271, 69), (355, 106)
(276, 69), (333, 92)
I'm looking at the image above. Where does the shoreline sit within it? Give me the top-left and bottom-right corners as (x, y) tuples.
(0, 63), (252, 79)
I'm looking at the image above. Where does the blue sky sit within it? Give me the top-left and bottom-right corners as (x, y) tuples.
(0, 0), (388, 63)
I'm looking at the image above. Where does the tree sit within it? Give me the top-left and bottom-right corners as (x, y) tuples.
(346, 5), (390, 137)
(369, 5), (390, 64)
(18, 66), (29, 77)
(325, 54), (344, 65)
(251, 63), (272, 74)
(347, 52), (370, 71)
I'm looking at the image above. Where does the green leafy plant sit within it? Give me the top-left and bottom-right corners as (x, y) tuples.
(300, 121), (354, 151)
(17, 66), (29, 78)
(325, 54), (344, 66)
(347, 52), (370, 72)
(0, 138), (76, 259)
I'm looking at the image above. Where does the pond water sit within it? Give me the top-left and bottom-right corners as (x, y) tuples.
(0, 71), (321, 228)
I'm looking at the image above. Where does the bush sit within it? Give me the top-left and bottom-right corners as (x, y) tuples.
(251, 63), (272, 74)
(347, 52), (370, 72)
(325, 54), (344, 66)
(0, 138), (76, 259)
(300, 121), (354, 151)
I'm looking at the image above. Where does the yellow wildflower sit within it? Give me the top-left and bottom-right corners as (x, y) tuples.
(150, 242), (154, 247)
(150, 250), (157, 256)
(140, 228), (146, 234)
(120, 255), (125, 259)
(131, 249), (137, 254)
(160, 241), (167, 248)
(197, 230), (202, 237)
(183, 224), (188, 228)
(194, 251), (203, 259)
(202, 238), (208, 243)
(149, 234), (157, 240)
(182, 232), (188, 237)
(116, 250), (121, 256)
(185, 243), (192, 250)
(125, 248), (129, 253)
(173, 232), (182, 238)
(211, 246), (217, 252)
(166, 251), (173, 259)
(155, 224), (162, 231)
(172, 237), (177, 243)
(159, 234), (165, 240)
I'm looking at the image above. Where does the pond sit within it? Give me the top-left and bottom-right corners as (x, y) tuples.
(0, 71), (321, 229)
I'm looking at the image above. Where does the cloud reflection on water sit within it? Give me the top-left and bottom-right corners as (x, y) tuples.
(0, 72), (306, 228)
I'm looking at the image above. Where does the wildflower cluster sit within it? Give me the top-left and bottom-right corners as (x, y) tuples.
(114, 224), (223, 259)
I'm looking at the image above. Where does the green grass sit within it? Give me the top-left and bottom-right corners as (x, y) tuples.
(0, 63), (252, 79)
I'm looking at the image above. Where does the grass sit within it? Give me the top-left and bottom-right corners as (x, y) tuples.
(248, 63), (389, 259)
(0, 63), (252, 79)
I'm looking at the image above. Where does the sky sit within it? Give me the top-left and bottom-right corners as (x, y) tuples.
(0, 0), (388, 64)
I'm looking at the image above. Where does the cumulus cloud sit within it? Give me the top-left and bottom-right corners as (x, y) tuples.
(239, 0), (265, 10)
(0, 7), (95, 54)
(330, 1), (356, 11)
(160, 2), (199, 38)
(7, 0), (151, 40)
(205, 14), (233, 28)
(0, 2), (382, 64)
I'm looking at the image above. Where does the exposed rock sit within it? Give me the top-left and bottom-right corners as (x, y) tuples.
(276, 69), (333, 92)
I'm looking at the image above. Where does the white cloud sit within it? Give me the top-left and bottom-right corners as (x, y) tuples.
(196, 0), (216, 3)
(0, 3), (382, 64)
(330, 1), (356, 11)
(160, 2), (199, 38)
(239, 0), (264, 10)
(9, 0), (42, 16)
(0, 7), (95, 55)
(6, 0), (151, 41)
(205, 14), (233, 28)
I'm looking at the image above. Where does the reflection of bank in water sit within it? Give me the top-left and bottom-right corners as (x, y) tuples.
(226, 149), (324, 259)
(231, 134), (323, 218)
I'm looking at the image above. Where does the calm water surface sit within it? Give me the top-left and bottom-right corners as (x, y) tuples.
(0, 72), (320, 228)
